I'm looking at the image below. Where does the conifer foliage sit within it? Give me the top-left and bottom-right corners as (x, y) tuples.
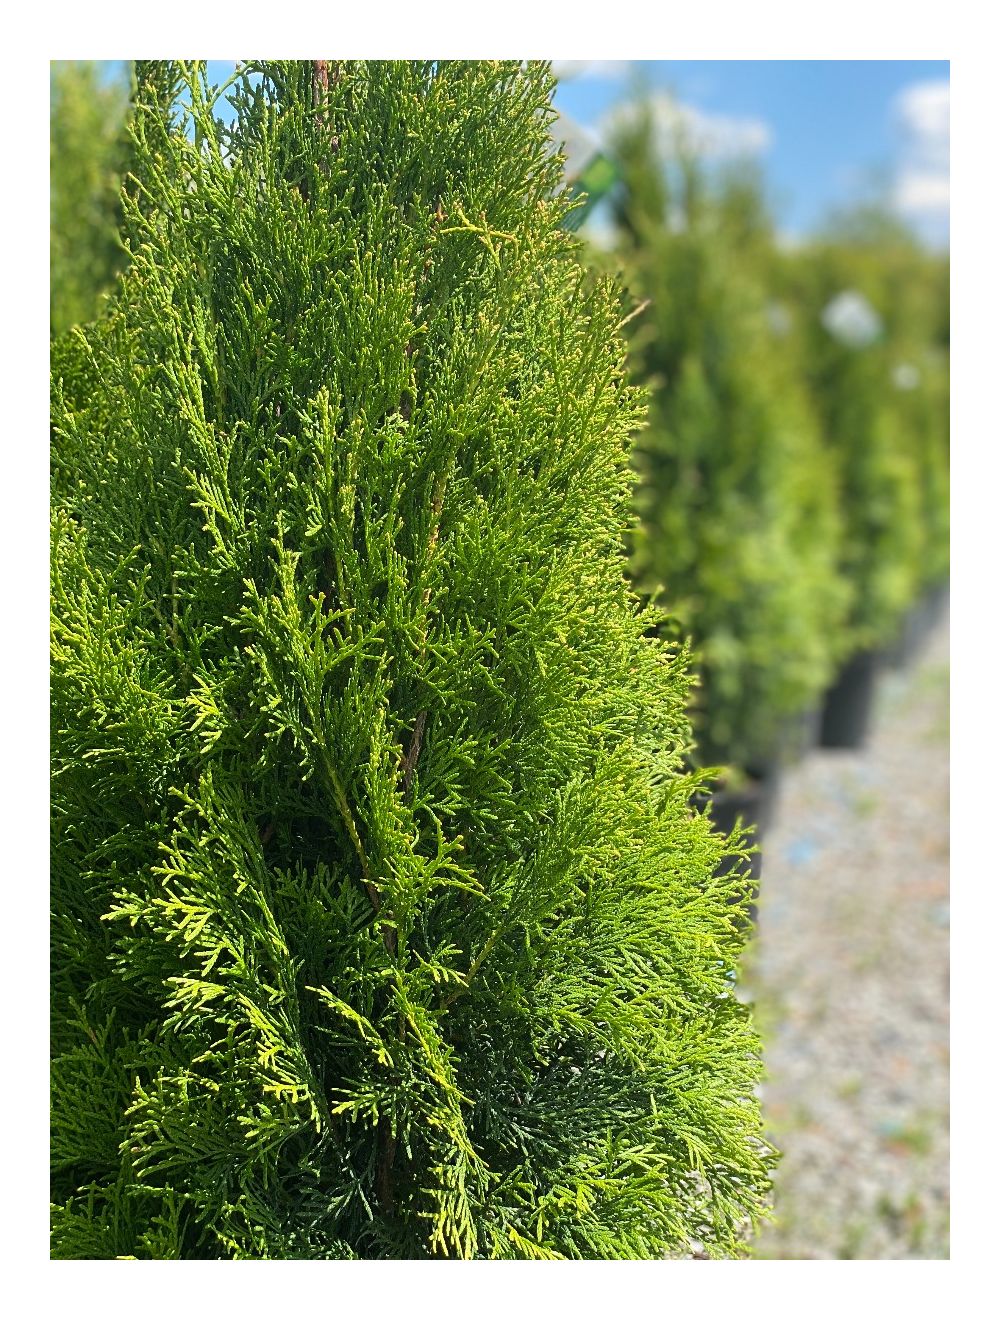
(608, 108), (847, 770)
(780, 222), (948, 649)
(50, 61), (131, 336)
(51, 61), (772, 1259)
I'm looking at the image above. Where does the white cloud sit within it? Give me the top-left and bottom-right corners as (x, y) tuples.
(551, 60), (631, 82)
(895, 81), (950, 168)
(551, 109), (603, 178)
(891, 79), (949, 242)
(601, 92), (772, 160)
(895, 170), (950, 215)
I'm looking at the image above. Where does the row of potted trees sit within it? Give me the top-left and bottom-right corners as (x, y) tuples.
(594, 102), (949, 891)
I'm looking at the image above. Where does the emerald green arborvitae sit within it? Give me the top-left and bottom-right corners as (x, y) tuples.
(608, 109), (847, 771)
(50, 61), (131, 337)
(846, 221), (950, 594)
(51, 60), (773, 1261)
(778, 212), (944, 652)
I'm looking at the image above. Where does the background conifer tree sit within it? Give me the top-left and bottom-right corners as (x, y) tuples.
(607, 107), (847, 771)
(778, 216), (940, 652)
(50, 61), (131, 337)
(51, 59), (773, 1260)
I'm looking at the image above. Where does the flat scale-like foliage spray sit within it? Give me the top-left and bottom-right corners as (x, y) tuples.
(51, 60), (772, 1259)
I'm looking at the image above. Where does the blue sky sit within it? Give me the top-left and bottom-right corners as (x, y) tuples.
(552, 60), (950, 247)
(136, 60), (950, 248)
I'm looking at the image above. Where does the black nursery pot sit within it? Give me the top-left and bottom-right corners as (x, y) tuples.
(819, 648), (882, 749)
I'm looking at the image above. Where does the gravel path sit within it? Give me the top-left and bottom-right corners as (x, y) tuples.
(743, 607), (949, 1259)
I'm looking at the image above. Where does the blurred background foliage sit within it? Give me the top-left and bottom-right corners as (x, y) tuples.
(776, 223), (948, 654)
(50, 61), (132, 337)
(605, 107), (849, 770)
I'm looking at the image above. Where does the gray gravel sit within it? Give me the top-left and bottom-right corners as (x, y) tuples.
(742, 608), (949, 1259)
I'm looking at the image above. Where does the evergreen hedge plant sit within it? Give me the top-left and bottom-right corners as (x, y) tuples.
(607, 109), (847, 772)
(50, 61), (132, 337)
(855, 224), (950, 594)
(51, 59), (773, 1261)
(777, 216), (944, 653)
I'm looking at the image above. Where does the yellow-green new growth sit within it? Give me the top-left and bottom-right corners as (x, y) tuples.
(51, 60), (773, 1260)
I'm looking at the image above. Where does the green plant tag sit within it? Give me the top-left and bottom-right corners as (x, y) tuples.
(552, 110), (618, 230)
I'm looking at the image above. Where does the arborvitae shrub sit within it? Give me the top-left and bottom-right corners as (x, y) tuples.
(51, 60), (773, 1261)
(607, 109), (847, 771)
(778, 217), (942, 650)
(862, 230), (950, 593)
(50, 61), (131, 336)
